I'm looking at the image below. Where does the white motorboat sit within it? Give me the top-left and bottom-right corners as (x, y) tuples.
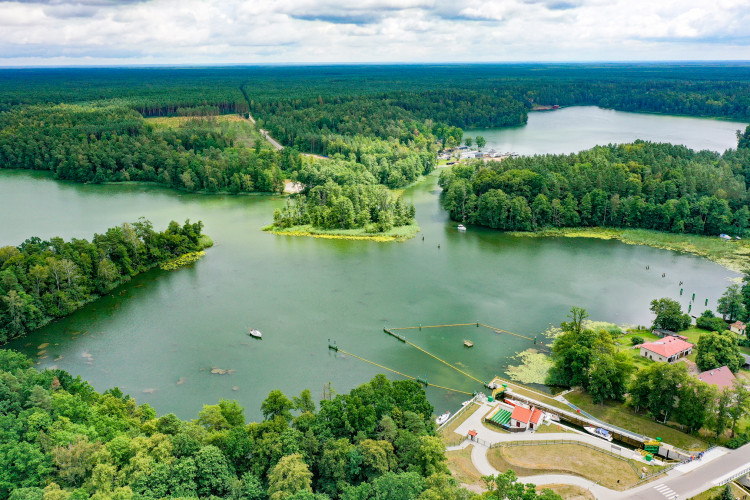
(435, 411), (451, 426)
(584, 426), (613, 441)
(249, 328), (263, 339)
(457, 224), (467, 231)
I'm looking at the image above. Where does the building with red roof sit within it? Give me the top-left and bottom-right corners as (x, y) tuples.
(639, 336), (694, 363)
(697, 366), (736, 390)
(730, 321), (746, 336)
(509, 405), (544, 431)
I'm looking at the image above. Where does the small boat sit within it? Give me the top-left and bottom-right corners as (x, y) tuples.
(435, 411), (451, 426)
(544, 412), (560, 422)
(457, 224), (467, 231)
(463, 339), (474, 347)
(248, 328), (263, 339)
(585, 426), (613, 442)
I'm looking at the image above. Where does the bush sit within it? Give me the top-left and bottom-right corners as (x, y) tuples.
(696, 310), (728, 332)
(630, 336), (645, 346)
(726, 432), (750, 449)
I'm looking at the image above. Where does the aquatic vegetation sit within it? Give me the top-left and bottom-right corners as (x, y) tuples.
(159, 251), (206, 270)
(505, 349), (554, 385)
(264, 222), (420, 242)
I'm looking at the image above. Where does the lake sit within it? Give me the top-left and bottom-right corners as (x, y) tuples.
(1, 107), (743, 420)
(470, 106), (747, 155)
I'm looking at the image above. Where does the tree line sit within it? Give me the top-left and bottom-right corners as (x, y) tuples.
(439, 135), (750, 236)
(0, 104), (296, 194)
(0, 219), (207, 345)
(0, 351), (562, 499)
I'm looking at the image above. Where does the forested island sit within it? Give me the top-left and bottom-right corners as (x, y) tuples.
(0, 351), (561, 499)
(0, 220), (210, 345)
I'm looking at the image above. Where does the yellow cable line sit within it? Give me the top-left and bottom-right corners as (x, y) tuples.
(335, 348), (473, 396)
(398, 337), (486, 386)
(390, 323), (478, 331)
(479, 323), (535, 341)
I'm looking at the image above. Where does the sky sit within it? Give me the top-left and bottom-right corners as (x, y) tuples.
(0, 0), (748, 66)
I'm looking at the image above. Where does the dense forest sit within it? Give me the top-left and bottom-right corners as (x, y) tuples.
(0, 105), (294, 194)
(0, 351), (562, 499)
(272, 181), (415, 232)
(0, 219), (208, 345)
(1, 64), (749, 233)
(438, 132), (750, 235)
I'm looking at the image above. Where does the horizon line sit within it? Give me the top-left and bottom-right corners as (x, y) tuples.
(2, 60), (750, 70)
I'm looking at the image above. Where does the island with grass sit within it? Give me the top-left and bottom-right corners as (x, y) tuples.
(265, 181), (421, 242)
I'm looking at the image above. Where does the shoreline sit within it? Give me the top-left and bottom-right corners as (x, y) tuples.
(508, 227), (749, 273)
(263, 223), (420, 242)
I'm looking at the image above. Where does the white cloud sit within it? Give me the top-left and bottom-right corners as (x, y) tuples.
(0, 0), (747, 65)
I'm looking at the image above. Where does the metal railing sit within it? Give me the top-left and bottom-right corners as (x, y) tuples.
(437, 395), (478, 432)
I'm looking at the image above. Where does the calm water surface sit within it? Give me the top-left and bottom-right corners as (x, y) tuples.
(1, 108), (743, 420)
(471, 106), (747, 155)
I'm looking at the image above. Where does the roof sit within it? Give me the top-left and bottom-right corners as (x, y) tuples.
(510, 405), (532, 423)
(641, 336), (694, 358)
(698, 366), (736, 389)
(467, 429), (477, 437)
(530, 408), (544, 425)
(731, 321), (746, 328)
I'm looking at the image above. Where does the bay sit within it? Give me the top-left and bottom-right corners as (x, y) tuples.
(1, 107), (743, 420)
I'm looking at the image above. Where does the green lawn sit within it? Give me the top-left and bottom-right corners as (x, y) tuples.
(566, 391), (707, 451)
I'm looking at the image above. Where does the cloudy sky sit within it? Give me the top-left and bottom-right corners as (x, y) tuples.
(0, 0), (748, 66)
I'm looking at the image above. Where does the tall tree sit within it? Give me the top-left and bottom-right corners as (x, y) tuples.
(695, 330), (743, 372)
(267, 454), (313, 500)
(650, 298), (691, 332)
(718, 284), (746, 322)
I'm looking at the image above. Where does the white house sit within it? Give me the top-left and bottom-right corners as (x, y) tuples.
(730, 321), (746, 336)
(509, 405), (544, 431)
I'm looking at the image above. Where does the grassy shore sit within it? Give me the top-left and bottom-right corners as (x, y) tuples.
(263, 223), (420, 242)
(508, 227), (750, 272)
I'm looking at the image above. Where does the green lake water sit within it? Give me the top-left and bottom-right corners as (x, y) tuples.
(1, 107), (744, 420)
(471, 106), (748, 154)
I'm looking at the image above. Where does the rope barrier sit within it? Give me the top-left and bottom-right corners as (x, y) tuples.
(331, 347), (473, 396)
(390, 323), (479, 331)
(398, 336), (486, 386)
(479, 323), (535, 341)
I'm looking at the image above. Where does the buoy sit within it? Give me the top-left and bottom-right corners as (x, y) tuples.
(680, 288), (683, 295)
(705, 298), (708, 306)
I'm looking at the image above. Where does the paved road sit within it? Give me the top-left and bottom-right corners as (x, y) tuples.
(453, 401), (650, 462)
(625, 443), (750, 499)
(447, 401), (750, 499)
(245, 113), (284, 150)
